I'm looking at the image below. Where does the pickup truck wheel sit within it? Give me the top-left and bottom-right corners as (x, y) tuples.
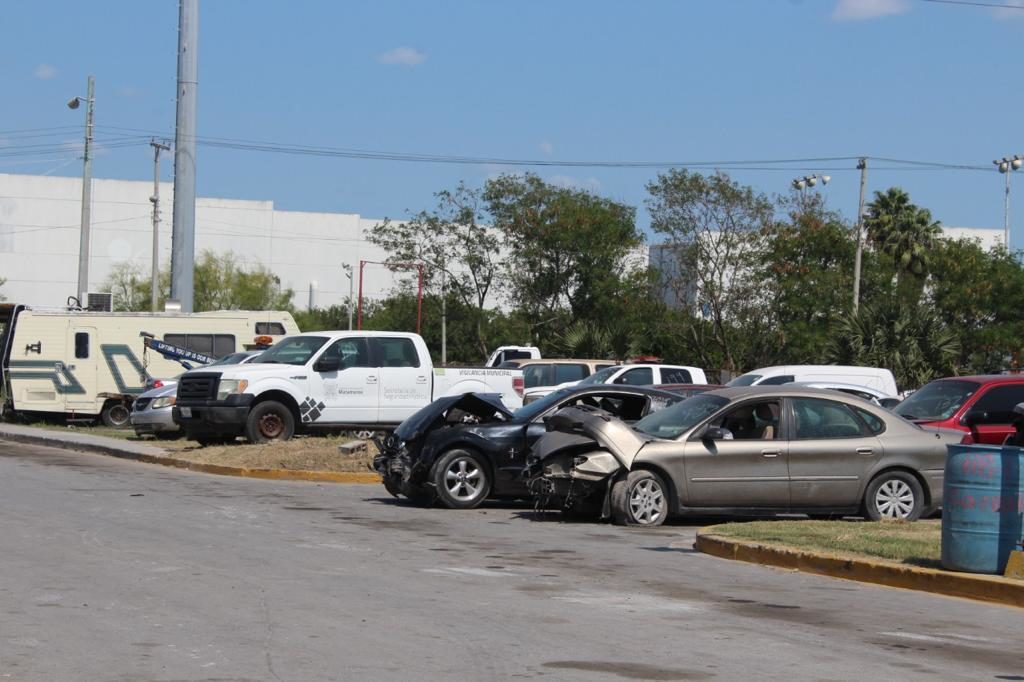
(101, 401), (131, 428)
(245, 401), (295, 443)
(433, 449), (491, 510)
(610, 470), (669, 527)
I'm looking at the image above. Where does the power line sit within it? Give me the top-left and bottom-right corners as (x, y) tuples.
(918, 0), (1024, 9)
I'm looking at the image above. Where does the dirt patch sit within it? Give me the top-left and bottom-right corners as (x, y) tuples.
(159, 435), (377, 472)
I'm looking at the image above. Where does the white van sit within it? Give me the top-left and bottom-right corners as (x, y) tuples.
(727, 365), (898, 396)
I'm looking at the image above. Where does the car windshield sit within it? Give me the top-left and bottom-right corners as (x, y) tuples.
(512, 387), (575, 421)
(895, 379), (980, 421)
(727, 373), (762, 387)
(577, 366), (619, 386)
(633, 393), (729, 440)
(251, 336), (328, 366)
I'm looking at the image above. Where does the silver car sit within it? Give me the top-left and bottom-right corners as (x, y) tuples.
(131, 351), (263, 438)
(529, 386), (963, 526)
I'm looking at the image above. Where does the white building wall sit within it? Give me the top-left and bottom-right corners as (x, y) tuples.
(0, 173), (412, 309)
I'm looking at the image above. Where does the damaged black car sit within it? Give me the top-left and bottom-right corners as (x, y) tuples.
(372, 386), (683, 509)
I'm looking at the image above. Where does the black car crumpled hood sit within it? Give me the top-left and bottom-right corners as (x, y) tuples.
(537, 405), (652, 469)
(394, 392), (514, 442)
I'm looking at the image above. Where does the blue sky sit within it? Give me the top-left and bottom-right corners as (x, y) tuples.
(3, 0), (1023, 244)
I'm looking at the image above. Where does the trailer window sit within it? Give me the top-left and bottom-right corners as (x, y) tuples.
(255, 322), (286, 336)
(164, 334), (236, 359)
(74, 332), (89, 359)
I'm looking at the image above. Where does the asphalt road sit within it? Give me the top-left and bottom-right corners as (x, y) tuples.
(1, 439), (1021, 682)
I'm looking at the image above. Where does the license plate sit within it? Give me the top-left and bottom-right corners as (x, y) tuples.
(180, 406), (192, 418)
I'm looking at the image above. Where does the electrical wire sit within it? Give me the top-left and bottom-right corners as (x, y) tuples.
(918, 0), (1024, 9)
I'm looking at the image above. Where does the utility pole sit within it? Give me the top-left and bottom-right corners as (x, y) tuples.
(170, 0), (199, 312)
(149, 139), (170, 312)
(68, 75), (95, 303)
(852, 157), (868, 312)
(440, 268), (447, 365)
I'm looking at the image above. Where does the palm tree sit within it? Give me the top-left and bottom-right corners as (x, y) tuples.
(826, 301), (960, 391)
(864, 188), (942, 300)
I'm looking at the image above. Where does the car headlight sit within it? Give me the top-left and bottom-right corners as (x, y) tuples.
(150, 396), (176, 409)
(216, 379), (249, 401)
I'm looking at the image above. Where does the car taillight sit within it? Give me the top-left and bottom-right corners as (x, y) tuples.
(961, 431), (975, 444)
(152, 380), (164, 389)
(513, 376), (524, 398)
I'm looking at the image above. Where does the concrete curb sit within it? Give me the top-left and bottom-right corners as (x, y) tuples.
(695, 532), (1024, 609)
(0, 428), (381, 485)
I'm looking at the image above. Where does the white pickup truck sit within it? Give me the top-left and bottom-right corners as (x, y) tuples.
(172, 331), (524, 443)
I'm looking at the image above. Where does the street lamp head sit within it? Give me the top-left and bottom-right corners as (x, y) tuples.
(806, 176), (817, 187)
(821, 175), (831, 185)
(792, 179), (805, 190)
(1013, 158), (1023, 171)
(1000, 161), (1010, 173)
(67, 96), (82, 110)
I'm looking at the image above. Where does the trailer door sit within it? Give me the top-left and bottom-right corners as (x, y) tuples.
(64, 325), (97, 413)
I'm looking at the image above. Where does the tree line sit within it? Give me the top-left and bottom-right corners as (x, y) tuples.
(100, 171), (1024, 391)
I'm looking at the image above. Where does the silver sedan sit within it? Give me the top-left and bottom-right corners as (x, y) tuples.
(529, 386), (963, 526)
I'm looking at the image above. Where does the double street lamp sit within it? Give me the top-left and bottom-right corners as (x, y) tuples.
(791, 174), (831, 191)
(994, 155), (1023, 250)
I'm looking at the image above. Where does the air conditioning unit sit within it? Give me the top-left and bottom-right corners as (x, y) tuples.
(86, 292), (114, 312)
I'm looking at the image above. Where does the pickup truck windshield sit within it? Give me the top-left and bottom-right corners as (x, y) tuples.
(895, 379), (980, 421)
(577, 366), (619, 386)
(252, 336), (328, 366)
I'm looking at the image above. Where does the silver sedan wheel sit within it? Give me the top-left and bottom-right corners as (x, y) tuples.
(874, 479), (915, 519)
(628, 478), (666, 525)
(444, 457), (484, 502)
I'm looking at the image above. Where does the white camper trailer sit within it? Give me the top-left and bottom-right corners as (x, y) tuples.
(0, 304), (298, 426)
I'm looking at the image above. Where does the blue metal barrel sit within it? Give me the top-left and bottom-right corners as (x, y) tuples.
(942, 444), (1024, 574)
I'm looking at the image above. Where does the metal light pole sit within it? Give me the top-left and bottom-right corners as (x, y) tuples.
(853, 158), (867, 312)
(170, 0), (199, 312)
(149, 140), (171, 311)
(791, 174), (830, 210)
(67, 76), (95, 303)
(342, 263), (354, 330)
(995, 155), (1023, 251)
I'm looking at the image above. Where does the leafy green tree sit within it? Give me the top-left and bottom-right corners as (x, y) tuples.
(483, 173), (643, 335)
(826, 301), (960, 391)
(929, 239), (1024, 372)
(864, 187), (941, 302)
(292, 304), (353, 332)
(192, 250), (294, 312)
(646, 169), (773, 373)
(367, 183), (502, 358)
(760, 194), (855, 363)
(100, 251), (293, 312)
(101, 262), (168, 312)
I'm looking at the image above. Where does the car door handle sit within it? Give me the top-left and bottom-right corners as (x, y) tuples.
(856, 447), (873, 456)
(761, 449), (781, 458)
(366, 376), (378, 384)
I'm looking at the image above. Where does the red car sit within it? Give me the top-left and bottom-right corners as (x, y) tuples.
(893, 375), (1024, 444)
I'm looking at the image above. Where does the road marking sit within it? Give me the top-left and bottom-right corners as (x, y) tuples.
(423, 567), (519, 578)
(879, 631), (997, 645)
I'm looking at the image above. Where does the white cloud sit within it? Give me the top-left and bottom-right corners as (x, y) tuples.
(832, 0), (910, 21)
(549, 175), (602, 191)
(992, 0), (1024, 20)
(377, 47), (427, 67)
(539, 141), (554, 156)
(33, 63), (58, 80)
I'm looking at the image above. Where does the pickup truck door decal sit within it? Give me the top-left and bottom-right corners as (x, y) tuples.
(299, 397), (327, 423)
